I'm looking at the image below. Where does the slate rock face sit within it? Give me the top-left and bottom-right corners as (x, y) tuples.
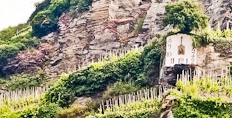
(2, 43), (54, 76)
(2, 0), (232, 79)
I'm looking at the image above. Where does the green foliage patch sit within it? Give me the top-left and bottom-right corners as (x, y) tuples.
(20, 103), (61, 118)
(57, 104), (87, 118)
(1, 103), (61, 118)
(169, 90), (232, 118)
(192, 30), (232, 47)
(0, 37), (39, 62)
(0, 44), (20, 61)
(0, 24), (27, 41)
(163, 0), (208, 33)
(133, 16), (145, 36)
(170, 76), (232, 118)
(102, 81), (140, 100)
(5, 72), (47, 91)
(30, 0), (93, 37)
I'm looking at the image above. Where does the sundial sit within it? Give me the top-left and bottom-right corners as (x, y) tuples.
(165, 34), (197, 67)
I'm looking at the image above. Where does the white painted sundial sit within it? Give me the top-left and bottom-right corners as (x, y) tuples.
(165, 33), (197, 67)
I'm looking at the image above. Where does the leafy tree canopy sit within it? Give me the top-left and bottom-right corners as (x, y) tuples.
(163, 0), (208, 33)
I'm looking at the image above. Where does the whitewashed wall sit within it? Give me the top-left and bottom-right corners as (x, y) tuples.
(165, 34), (197, 67)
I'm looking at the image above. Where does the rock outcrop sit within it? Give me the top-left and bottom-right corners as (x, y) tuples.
(4, 0), (161, 78)
(3, 0), (232, 79)
(200, 0), (232, 30)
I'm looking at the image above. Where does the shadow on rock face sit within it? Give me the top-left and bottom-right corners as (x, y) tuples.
(0, 61), (6, 77)
(160, 64), (196, 86)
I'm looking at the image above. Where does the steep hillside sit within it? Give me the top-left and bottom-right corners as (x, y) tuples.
(1, 0), (232, 117)
(2, 0), (232, 80)
(0, 0), (169, 78)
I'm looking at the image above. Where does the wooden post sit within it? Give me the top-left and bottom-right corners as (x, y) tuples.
(158, 86), (161, 99)
(100, 104), (103, 113)
(102, 100), (105, 112)
(144, 89), (147, 100)
(139, 90), (142, 100)
(150, 88), (153, 100)
(154, 87), (157, 98)
(106, 100), (109, 109)
(128, 94), (131, 103)
(115, 98), (118, 107)
(110, 99), (113, 112)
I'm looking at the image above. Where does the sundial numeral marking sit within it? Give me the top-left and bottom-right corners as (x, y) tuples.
(168, 44), (171, 49)
(178, 58), (184, 64)
(167, 52), (172, 57)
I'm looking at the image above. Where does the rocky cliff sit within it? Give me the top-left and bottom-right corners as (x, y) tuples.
(3, 0), (232, 79)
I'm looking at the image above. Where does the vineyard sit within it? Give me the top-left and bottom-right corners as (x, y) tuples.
(1, 40), (232, 117)
(0, 86), (50, 116)
(1, 47), (232, 117)
(1, 0), (232, 117)
(85, 68), (232, 118)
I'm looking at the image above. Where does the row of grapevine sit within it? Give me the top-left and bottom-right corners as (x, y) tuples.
(99, 85), (172, 113)
(12, 26), (32, 39)
(0, 86), (50, 112)
(177, 66), (232, 87)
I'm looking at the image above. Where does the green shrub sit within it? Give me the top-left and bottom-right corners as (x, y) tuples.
(172, 92), (232, 118)
(57, 105), (87, 118)
(19, 37), (39, 48)
(6, 73), (47, 91)
(28, 0), (52, 22)
(0, 103), (61, 118)
(0, 44), (19, 61)
(133, 16), (145, 36)
(163, 0), (208, 32)
(0, 78), (7, 88)
(12, 42), (26, 50)
(0, 23), (27, 41)
(0, 112), (21, 118)
(0, 25), (38, 69)
(31, 10), (58, 38)
(31, 0), (71, 37)
(85, 99), (102, 113)
(20, 103), (62, 118)
(30, 0), (93, 37)
(192, 30), (232, 47)
(103, 81), (140, 99)
(170, 77), (232, 118)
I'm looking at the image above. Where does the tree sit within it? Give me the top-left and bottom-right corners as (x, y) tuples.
(163, 0), (208, 33)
